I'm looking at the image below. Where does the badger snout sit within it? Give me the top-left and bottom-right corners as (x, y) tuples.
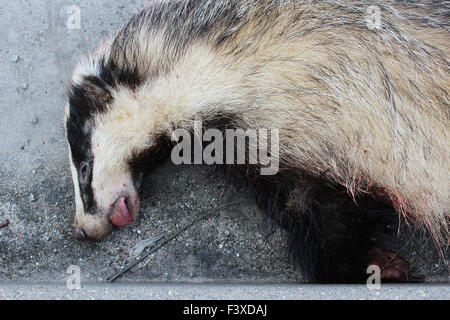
(72, 223), (110, 241)
(72, 193), (140, 241)
(73, 227), (87, 240)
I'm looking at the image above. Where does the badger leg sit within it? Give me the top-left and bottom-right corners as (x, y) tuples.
(225, 169), (375, 283)
(284, 184), (424, 283)
(285, 187), (375, 283)
(243, 175), (373, 283)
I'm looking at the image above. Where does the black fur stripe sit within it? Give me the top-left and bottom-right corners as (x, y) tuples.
(99, 57), (142, 89)
(67, 75), (112, 214)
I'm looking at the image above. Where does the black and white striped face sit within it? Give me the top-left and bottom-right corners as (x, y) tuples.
(65, 56), (145, 241)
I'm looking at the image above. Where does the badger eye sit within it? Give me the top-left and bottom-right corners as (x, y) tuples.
(79, 161), (91, 184)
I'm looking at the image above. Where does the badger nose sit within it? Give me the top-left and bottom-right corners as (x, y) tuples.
(73, 227), (87, 240)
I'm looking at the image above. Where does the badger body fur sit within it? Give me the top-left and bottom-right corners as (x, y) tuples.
(65, 0), (449, 282)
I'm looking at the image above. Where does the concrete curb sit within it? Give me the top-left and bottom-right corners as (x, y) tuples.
(0, 283), (449, 300)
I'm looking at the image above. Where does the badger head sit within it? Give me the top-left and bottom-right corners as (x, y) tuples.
(65, 54), (160, 241)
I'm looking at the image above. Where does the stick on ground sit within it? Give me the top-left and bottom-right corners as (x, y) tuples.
(106, 201), (241, 283)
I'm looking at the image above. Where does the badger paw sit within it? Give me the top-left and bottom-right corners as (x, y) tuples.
(367, 247), (424, 283)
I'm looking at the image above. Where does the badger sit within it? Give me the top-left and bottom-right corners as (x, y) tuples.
(65, 0), (449, 283)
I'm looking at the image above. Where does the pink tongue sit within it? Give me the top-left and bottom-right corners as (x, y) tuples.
(110, 196), (133, 227)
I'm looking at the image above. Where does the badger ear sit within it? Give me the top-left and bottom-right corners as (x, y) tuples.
(84, 76), (112, 105)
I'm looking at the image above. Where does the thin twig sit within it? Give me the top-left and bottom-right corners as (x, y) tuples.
(106, 201), (242, 283)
